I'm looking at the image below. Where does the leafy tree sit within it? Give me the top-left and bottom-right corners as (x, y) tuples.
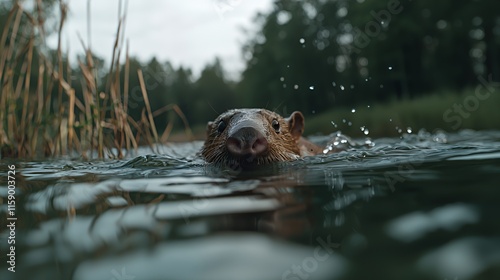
(238, 0), (499, 117)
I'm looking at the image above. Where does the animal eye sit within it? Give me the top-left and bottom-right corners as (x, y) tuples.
(272, 119), (280, 132)
(217, 120), (227, 134)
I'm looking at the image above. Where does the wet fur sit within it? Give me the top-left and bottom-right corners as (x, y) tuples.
(201, 109), (303, 169)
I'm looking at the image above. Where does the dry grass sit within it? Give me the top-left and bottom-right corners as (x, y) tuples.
(0, 0), (191, 159)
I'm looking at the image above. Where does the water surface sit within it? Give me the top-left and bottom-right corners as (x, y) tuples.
(1, 130), (500, 280)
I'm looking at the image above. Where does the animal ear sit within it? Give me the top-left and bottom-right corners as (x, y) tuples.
(286, 111), (305, 140)
(206, 121), (214, 137)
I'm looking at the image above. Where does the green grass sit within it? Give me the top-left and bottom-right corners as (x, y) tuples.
(305, 88), (500, 138)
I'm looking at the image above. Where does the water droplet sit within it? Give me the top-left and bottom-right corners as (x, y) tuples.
(299, 38), (305, 44)
(398, 128), (402, 133)
(364, 129), (370, 135)
(294, 84), (299, 90)
(406, 127), (412, 133)
(367, 105), (371, 108)
(360, 126), (365, 131)
(365, 139), (374, 146)
(380, 84), (384, 88)
(342, 119), (347, 123)
(389, 118), (393, 122)
(348, 122), (352, 126)
(388, 66), (392, 70)
(280, 77), (285, 81)
(351, 109), (356, 113)
(365, 78), (369, 82)
(332, 81), (336, 87)
(350, 85), (355, 89)
(309, 86), (315, 90)
(312, 110), (316, 114)
(331, 121), (337, 128)
(340, 85), (345, 90)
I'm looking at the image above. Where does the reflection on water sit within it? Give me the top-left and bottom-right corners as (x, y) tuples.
(1, 130), (500, 280)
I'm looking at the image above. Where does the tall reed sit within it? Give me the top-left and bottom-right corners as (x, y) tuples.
(0, 0), (190, 159)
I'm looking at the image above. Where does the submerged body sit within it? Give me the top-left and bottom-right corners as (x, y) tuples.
(201, 109), (323, 169)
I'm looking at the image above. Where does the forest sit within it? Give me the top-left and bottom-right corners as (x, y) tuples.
(1, 0), (499, 158)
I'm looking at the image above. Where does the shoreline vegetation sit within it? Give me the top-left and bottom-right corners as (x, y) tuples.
(0, 2), (192, 159)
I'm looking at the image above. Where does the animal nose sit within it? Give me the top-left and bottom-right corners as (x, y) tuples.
(227, 126), (268, 157)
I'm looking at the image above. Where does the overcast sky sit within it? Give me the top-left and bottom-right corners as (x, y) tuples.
(47, 0), (273, 78)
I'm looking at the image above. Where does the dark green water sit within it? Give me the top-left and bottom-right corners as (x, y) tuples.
(1, 130), (500, 280)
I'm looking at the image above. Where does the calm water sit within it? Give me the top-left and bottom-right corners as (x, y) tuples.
(1, 130), (500, 280)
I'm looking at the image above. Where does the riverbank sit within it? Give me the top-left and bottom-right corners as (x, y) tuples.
(305, 88), (500, 138)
